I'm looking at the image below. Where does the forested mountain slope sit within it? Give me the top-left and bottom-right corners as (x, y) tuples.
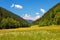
(33, 3), (60, 26)
(0, 7), (30, 29)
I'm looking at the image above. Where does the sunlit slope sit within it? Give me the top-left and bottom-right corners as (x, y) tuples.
(33, 3), (60, 26)
(0, 25), (60, 32)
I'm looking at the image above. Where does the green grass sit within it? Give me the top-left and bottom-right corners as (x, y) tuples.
(0, 30), (60, 40)
(0, 25), (60, 40)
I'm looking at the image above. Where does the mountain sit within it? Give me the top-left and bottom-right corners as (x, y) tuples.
(27, 20), (33, 24)
(0, 7), (30, 29)
(33, 3), (60, 26)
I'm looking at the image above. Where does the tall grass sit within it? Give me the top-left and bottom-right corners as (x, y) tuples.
(0, 30), (60, 40)
(0, 25), (60, 40)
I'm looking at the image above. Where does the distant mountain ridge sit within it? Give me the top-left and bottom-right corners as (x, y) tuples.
(27, 20), (33, 23)
(33, 3), (60, 26)
(0, 7), (30, 29)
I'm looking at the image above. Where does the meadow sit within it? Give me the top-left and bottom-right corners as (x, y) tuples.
(0, 25), (60, 40)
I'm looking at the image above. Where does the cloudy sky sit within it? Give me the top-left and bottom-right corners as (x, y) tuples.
(0, 0), (60, 21)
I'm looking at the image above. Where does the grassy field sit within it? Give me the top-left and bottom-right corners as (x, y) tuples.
(0, 25), (60, 40)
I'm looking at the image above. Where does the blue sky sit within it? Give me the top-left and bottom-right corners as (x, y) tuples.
(0, 0), (60, 21)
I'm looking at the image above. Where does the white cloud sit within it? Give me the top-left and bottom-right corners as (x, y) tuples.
(23, 14), (31, 20)
(34, 15), (40, 20)
(11, 4), (23, 9)
(23, 14), (40, 21)
(36, 12), (40, 15)
(40, 8), (46, 13)
(15, 4), (23, 9)
(11, 4), (14, 7)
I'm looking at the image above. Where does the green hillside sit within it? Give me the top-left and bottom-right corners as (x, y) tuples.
(33, 3), (60, 26)
(0, 7), (30, 29)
